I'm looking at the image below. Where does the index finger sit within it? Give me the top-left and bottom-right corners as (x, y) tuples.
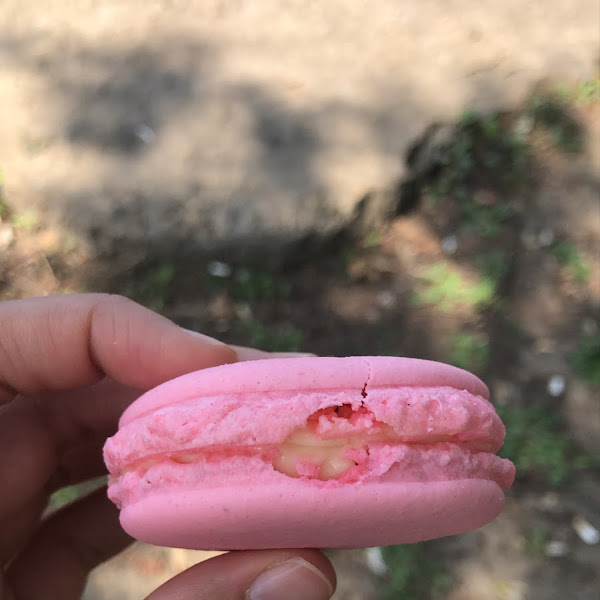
(0, 294), (237, 401)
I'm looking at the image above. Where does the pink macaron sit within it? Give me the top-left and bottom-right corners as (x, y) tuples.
(104, 356), (515, 550)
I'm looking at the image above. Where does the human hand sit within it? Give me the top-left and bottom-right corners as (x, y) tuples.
(0, 294), (335, 600)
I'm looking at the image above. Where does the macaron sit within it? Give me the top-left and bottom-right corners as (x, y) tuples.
(103, 356), (515, 550)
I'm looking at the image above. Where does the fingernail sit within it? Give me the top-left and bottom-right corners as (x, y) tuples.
(182, 328), (231, 347)
(232, 346), (317, 361)
(247, 558), (333, 600)
(269, 352), (317, 358)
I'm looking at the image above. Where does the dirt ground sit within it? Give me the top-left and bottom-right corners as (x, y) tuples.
(2, 95), (599, 599)
(1, 3), (599, 600)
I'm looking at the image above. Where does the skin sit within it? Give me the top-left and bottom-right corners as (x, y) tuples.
(0, 294), (335, 600)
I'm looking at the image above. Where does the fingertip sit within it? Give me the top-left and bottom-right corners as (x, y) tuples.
(145, 549), (336, 600)
(182, 329), (239, 364)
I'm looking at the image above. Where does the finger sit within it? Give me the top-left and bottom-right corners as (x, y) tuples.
(0, 294), (237, 397)
(0, 493), (46, 563)
(35, 377), (141, 451)
(147, 549), (336, 600)
(0, 380), (132, 514)
(46, 444), (107, 493)
(6, 488), (131, 600)
(0, 399), (54, 514)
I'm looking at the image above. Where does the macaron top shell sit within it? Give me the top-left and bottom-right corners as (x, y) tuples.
(118, 356), (489, 426)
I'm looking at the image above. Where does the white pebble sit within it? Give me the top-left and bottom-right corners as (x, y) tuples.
(365, 547), (388, 576)
(572, 516), (600, 545)
(134, 123), (156, 144)
(376, 290), (396, 308)
(442, 235), (458, 254)
(547, 375), (566, 397)
(545, 540), (568, 557)
(207, 261), (232, 278)
(537, 228), (555, 247)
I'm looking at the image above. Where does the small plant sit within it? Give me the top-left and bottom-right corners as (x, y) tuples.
(415, 263), (496, 312)
(362, 230), (381, 248)
(575, 78), (600, 104)
(475, 249), (511, 287)
(572, 327), (600, 388)
(238, 318), (305, 352)
(232, 269), (291, 305)
(0, 169), (9, 221)
(498, 406), (578, 487)
(524, 524), (547, 557)
(380, 543), (451, 600)
(10, 210), (40, 231)
(526, 94), (584, 153)
(551, 240), (590, 284)
(425, 110), (529, 237)
(126, 264), (174, 312)
(448, 332), (490, 374)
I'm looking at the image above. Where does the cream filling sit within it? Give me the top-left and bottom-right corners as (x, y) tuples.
(117, 405), (482, 483)
(273, 424), (397, 480)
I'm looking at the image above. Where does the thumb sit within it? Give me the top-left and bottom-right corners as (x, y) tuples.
(146, 549), (336, 600)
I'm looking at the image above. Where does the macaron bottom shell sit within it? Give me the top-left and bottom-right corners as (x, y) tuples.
(119, 478), (504, 550)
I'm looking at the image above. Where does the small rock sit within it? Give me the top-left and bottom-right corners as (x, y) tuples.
(364, 547), (387, 576)
(545, 540), (568, 557)
(0, 224), (15, 251)
(572, 516), (600, 545)
(234, 302), (252, 322)
(539, 492), (561, 511)
(514, 114), (535, 139)
(547, 374), (566, 397)
(537, 228), (555, 247)
(582, 318), (597, 336)
(133, 123), (156, 144)
(376, 290), (396, 308)
(442, 235), (458, 255)
(207, 261), (232, 278)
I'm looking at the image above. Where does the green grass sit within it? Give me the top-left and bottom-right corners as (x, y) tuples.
(362, 230), (381, 248)
(10, 210), (40, 231)
(426, 110), (529, 238)
(414, 263), (496, 312)
(576, 78), (600, 104)
(524, 524), (547, 557)
(232, 269), (291, 304)
(0, 169), (8, 220)
(237, 318), (305, 352)
(526, 94), (584, 153)
(380, 543), (451, 600)
(572, 327), (600, 388)
(551, 240), (591, 284)
(475, 249), (510, 286)
(447, 332), (490, 374)
(125, 263), (174, 312)
(498, 405), (593, 487)
(556, 77), (600, 106)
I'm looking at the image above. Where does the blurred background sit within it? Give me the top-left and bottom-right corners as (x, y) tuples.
(1, 1), (599, 598)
